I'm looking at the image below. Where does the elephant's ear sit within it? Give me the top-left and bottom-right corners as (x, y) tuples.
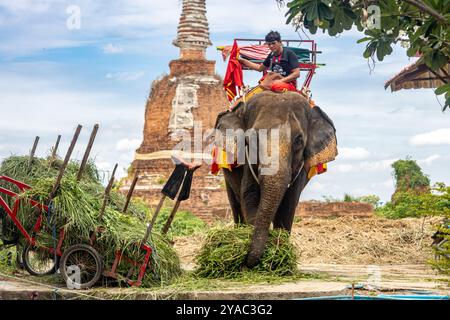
(213, 101), (246, 129)
(304, 106), (338, 173)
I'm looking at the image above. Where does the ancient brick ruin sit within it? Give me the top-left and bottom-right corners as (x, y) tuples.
(121, 0), (230, 219)
(121, 0), (374, 222)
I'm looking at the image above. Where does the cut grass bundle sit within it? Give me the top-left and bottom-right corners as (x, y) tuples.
(195, 225), (298, 279)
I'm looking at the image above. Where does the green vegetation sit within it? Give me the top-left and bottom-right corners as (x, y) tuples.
(195, 225), (298, 278)
(376, 182), (450, 219)
(153, 208), (207, 237)
(392, 158), (430, 193)
(278, 0), (450, 110)
(322, 194), (381, 208)
(373, 158), (449, 274)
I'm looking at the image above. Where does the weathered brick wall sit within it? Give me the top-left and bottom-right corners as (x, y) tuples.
(170, 59), (215, 76)
(129, 59), (230, 218)
(296, 201), (374, 218)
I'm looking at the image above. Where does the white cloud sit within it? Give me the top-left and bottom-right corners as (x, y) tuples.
(0, 0), (51, 13)
(116, 138), (141, 152)
(336, 164), (353, 173)
(339, 147), (370, 160)
(95, 161), (111, 171)
(410, 128), (450, 147)
(418, 154), (441, 166)
(105, 71), (145, 81)
(309, 181), (328, 192)
(102, 43), (123, 54)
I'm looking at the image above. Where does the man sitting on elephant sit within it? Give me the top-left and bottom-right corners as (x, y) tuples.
(238, 31), (300, 92)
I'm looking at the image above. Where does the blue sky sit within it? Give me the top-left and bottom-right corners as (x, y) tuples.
(0, 0), (449, 203)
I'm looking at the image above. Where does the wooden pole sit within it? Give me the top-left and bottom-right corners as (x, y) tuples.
(141, 195), (166, 245)
(98, 163), (118, 221)
(77, 124), (99, 182)
(48, 125), (82, 201)
(28, 136), (39, 169)
(122, 170), (140, 213)
(51, 135), (62, 159)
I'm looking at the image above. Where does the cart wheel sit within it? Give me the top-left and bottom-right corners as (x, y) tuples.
(22, 243), (59, 276)
(60, 244), (103, 289)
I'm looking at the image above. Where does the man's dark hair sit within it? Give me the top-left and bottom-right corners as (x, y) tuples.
(265, 31), (281, 43)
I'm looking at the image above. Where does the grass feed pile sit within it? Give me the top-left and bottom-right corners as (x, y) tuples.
(194, 225), (298, 279)
(0, 155), (182, 286)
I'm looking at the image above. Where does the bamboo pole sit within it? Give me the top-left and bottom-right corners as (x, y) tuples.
(77, 124), (99, 182)
(27, 136), (39, 169)
(122, 170), (140, 214)
(98, 163), (118, 221)
(51, 135), (62, 159)
(48, 125), (82, 201)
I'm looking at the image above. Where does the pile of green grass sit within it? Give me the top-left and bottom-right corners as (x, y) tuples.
(0, 155), (182, 286)
(195, 225), (298, 279)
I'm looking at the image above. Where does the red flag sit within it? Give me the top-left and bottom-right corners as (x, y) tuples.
(223, 40), (243, 101)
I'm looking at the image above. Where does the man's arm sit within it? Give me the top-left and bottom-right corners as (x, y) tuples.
(238, 57), (267, 72)
(278, 67), (300, 83)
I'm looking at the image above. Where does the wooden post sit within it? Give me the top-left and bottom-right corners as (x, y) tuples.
(51, 135), (62, 159)
(48, 125), (82, 201)
(28, 136), (39, 169)
(162, 200), (182, 235)
(141, 195), (166, 245)
(77, 124), (99, 182)
(98, 163), (118, 221)
(122, 170), (140, 214)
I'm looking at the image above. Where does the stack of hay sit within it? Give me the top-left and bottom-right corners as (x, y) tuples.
(195, 225), (299, 278)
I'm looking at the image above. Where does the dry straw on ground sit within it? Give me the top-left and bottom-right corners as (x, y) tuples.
(173, 216), (442, 267)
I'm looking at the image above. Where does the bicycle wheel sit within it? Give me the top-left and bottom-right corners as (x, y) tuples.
(22, 243), (59, 276)
(60, 244), (103, 289)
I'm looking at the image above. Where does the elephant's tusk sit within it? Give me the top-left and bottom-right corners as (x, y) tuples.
(245, 145), (260, 185)
(288, 161), (304, 189)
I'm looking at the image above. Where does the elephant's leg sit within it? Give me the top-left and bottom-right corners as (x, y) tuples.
(223, 167), (245, 224)
(240, 165), (260, 225)
(273, 170), (309, 232)
(225, 180), (244, 224)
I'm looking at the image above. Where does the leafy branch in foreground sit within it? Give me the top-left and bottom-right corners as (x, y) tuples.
(277, 0), (450, 110)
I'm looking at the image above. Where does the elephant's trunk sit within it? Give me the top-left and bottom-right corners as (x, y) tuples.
(245, 166), (290, 268)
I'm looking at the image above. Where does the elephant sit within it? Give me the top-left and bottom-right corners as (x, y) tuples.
(212, 91), (337, 268)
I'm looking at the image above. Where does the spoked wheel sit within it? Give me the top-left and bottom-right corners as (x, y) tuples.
(60, 244), (103, 289)
(22, 243), (60, 276)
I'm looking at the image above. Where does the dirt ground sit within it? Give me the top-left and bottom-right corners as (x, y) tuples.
(1, 216), (448, 299)
(173, 216), (443, 268)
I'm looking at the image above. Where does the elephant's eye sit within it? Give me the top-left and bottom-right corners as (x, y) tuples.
(293, 135), (303, 150)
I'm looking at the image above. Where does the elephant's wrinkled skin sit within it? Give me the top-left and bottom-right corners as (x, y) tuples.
(213, 91), (337, 268)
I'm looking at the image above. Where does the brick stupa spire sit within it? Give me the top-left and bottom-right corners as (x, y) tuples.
(123, 0), (230, 223)
(173, 0), (212, 60)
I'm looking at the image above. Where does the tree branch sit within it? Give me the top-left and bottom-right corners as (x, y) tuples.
(403, 0), (448, 25)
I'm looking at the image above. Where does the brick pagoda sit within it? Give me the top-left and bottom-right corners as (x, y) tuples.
(122, 0), (230, 222)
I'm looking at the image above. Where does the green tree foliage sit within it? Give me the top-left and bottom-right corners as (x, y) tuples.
(278, 0), (450, 110)
(322, 194), (381, 207)
(392, 158), (430, 193)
